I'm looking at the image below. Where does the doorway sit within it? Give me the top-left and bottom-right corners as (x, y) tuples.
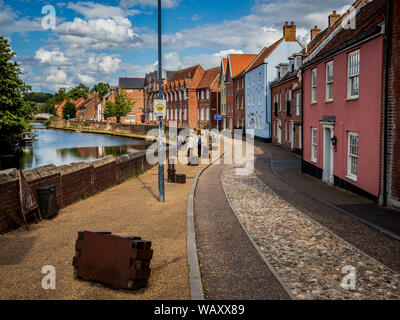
(323, 126), (334, 184)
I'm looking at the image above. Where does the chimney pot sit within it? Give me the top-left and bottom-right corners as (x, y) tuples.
(311, 25), (321, 41)
(283, 21), (297, 42)
(329, 10), (341, 27)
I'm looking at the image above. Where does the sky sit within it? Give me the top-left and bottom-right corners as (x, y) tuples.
(0, 0), (354, 93)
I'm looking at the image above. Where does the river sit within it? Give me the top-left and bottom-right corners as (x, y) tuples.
(0, 123), (146, 170)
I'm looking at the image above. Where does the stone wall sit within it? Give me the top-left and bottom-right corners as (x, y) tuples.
(50, 119), (158, 136)
(0, 150), (155, 234)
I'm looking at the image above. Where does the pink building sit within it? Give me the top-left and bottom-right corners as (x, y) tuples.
(302, 0), (386, 200)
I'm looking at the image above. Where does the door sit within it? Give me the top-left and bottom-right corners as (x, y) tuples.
(277, 120), (282, 145)
(323, 127), (334, 184)
(290, 122), (295, 150)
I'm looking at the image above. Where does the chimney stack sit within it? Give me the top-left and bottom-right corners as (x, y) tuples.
(329, 10), (341, 27)
(283, 21), (297, 42)
(311, 26), (321, 41)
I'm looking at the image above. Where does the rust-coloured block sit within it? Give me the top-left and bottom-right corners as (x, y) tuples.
(72, 231), (153, 290)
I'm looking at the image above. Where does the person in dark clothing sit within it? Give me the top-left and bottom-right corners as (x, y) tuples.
(197, 133), (202, 158)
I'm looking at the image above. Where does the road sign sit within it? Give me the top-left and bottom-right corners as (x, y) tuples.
(214, 114), (222, 121)
(154, 100), (166, 116)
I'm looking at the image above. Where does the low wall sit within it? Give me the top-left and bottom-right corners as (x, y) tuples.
(50, 119), (158, 136)
(0, 150), (155, 234)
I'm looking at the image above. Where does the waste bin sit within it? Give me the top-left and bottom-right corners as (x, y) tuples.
(37, 185), (58, 219)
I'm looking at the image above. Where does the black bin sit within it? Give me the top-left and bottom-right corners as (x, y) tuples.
(37, 185), (58, 219)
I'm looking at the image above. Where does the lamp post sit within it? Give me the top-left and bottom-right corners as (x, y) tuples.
(158, 0), (165, 202)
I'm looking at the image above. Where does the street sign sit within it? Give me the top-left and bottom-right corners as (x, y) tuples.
(214, 114), (222, 121)
(154, 100), (166, 116)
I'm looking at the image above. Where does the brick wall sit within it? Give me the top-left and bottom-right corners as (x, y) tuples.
(386, 0), (400, 207)
(0, 151), (155, 234)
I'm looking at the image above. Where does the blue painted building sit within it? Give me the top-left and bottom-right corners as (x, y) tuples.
(245, 22), (303, 140)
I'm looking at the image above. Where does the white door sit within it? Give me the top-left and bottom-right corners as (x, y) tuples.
(290, 122), (295, 150)
(277, 120), (282, 145)
(323, 127), (334, 184)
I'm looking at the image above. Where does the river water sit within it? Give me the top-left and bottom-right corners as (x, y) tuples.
(0, 123), (145, 170)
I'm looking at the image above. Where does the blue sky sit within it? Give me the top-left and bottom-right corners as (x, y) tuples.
(0, 0), (353, 92)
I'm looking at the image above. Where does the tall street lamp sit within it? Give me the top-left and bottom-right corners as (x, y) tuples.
(158, 0), (165, 202)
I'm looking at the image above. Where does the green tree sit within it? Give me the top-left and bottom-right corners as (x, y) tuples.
(68, 84), (89, 100)
(62, 101), (76, 119)
(40, 88), (67, 115)
(0, 36), (33, 153)
(24, 92), (54, 104)
(103, 90), (134, 123)
(90, 82), (110, 99)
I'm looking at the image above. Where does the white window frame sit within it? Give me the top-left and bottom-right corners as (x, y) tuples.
(348, 50), (360, 99)
(347, 132), (359, 181)
(258, 92), (262, 106)
(311, 68), (317, 103)
(326, 61), (334, 102)
(296, 92), (300, 116)
(311, 128), (317, 163)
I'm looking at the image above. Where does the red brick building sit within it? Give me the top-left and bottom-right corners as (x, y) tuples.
(80, 93), (101, 121)
(144, 70), (175, 124)
(384, 0), (400, 207)
(270, 53), (303, 154)
(118, 77), (145, 124)
(163, 65), (204, 129)
(225, 54), (257, 132)
(196, 67), (220, 129)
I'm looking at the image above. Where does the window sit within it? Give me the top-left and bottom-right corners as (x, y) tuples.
(258, 92), (262, 106)
(248, 94), (250, 106)
(259, 115), (262, 129)
(296, 93), (301, 116)
(258, 73), (262, 84)
(279, 93), (282, 111)
(201, 108), (204, 121)
(347, 132), (359, 180)
(348, 50), (360, 99)
(252, 93), (255, 106)
(285, 123), (288, 140)
(311, 69), (317, 103)
(253, 76), (255, 87)
(311, 128), (317, 162)
(206, 89), (210, 99)
(206, 108), (210, 121)
(326, 61), (334, 101)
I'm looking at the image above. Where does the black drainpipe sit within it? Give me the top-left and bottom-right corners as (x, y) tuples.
(383, 0), (392, 206)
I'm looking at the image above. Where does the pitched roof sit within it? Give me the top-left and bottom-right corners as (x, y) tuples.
(222, 58), (228, 73)
(228, 54), (257, 78)
(119, 77), (145, 89)
(246, 38), (283, 73)
(311, 0), (385, 62)
(170, 65), (202, 82)
(198, 67), (220, 88)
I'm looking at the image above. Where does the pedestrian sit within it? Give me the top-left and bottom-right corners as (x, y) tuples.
(197, 132), (202, 158)
(187, 134), (195, 160)
(177, 134), (184, 156)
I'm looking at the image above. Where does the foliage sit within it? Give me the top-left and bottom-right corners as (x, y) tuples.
(68, 84), (89, 100)
(103, 90), (134, 123)
(40, 88), (67, 115)
(62, 101), (76, 119)
(90, 82), (110, 99)
(0, 36), (33, 153)
(24, 92), (54, 103)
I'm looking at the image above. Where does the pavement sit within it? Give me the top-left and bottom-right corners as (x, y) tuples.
(253, 141), (400, 273)
(0, 161), (204, 300)
(194, 162), (290, 300)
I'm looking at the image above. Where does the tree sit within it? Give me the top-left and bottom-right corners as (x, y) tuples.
(91, 82), (110, 99)
(62, 101), (76, 119)
(40, 88), (67, 115)
(68, 84), (89, 100)
(0, 36), (33, 153)
(24, 92), (54, 104)
(103, 90), (134, 123)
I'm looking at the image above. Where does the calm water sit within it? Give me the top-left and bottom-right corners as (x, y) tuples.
(1, 123), (145, 170)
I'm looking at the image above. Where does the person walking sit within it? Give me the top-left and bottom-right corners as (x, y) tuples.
(197, 132), (202, 158)
(187, 134), (195, 160)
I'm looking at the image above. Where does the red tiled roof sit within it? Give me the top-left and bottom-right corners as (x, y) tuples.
(313, 0), (385, 60)
(228, 54), (257, 78)
(247, 38), (283, 73)
(198, 67), (220, 88)
(222, 58), (228, 74)
(170, 65), (202, 82)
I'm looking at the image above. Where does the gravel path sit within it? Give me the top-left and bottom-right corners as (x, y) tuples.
(222, 166), (400, 300)
(194, 163), (289, 300)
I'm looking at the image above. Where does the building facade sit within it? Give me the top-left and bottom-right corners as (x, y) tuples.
(245, 22), (303, 141)
(302, 0), (385, 200)
(270, 53), (303, 154)
(219, 58), (228, 130)
(119, 77), (145, 124)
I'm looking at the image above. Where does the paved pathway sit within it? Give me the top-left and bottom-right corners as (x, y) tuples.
(194, 162), (289, 300)
(254, 141), (400, 273)
(0, 162), (202, 300)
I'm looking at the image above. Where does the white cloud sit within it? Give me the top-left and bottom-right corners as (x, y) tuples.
(78, 74), (96, 84)
(0, 1), (42, 34)
(67, 2), (141, 19)
(35, 48), (69, 65)
(56, 16), (143, 50)
(191, 14), (201, 22)
(46, 67), (68, 83)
